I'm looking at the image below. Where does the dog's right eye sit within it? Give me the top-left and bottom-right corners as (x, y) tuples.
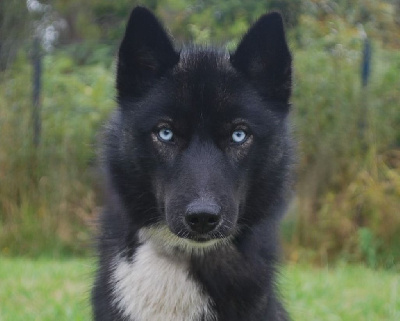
(231, 129), (247, 144)
(158, 128), (174, 142)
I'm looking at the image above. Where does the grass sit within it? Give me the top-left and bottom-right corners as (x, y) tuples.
(282, 263), (400, 320)
(0, 257), (398, 321)
(0, 257), (94, 321)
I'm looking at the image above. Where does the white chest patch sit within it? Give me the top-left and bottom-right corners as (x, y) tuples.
(112, 241), (216, 321)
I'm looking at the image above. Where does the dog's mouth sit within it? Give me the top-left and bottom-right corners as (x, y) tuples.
(172, 218), (234, 242)
(192, 236), (211, 243)
(180, 231), (232, 250)
(179, 230), (230, 243)
(139, 224), (233, 253)
(182, 234), (218, 245)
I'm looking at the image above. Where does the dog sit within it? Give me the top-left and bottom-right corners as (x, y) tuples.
(92, 6), (293, 321)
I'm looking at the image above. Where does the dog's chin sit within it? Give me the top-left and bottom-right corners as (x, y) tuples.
(183, 234), (220, 247)
(138, 225), (232, 255)
(182, 232), (228, 244)
(189, 235), (213, 243)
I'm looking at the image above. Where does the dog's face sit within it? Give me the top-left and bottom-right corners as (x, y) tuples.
(107, 7), (292, 249)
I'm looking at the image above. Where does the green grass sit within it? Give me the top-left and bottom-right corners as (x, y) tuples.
(0, 257), (94, 321)
(282, 264), (400, 320)
(0, 258), (398, 320)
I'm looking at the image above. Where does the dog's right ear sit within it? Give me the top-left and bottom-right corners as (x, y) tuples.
(117, 7), (180, 100)
(230, 12), (292, 106)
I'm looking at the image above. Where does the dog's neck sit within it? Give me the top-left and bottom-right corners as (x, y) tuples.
(112, 235), (217, 321)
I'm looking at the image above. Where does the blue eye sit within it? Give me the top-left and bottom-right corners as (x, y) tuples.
(158, 128), (174, 142)
(232, 129), (247, 143)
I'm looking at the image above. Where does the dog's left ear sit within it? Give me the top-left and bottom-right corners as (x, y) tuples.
(230, 12), (292, 105)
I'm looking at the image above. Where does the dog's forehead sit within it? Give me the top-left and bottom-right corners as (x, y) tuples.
(176, 48), (231, 77)
(134, 49), (272, 129)
(174, 51), (240, 97)
(172, 50), (241, 110)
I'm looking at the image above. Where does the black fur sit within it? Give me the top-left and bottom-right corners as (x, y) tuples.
(92, 6), (293, 321)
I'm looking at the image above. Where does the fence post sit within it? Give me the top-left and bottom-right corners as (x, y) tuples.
(359, 37), (372, 148)
(361, 38), (371, 88)
(32, 36), (42, 147)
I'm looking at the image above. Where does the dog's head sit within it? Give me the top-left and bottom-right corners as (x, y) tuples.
(106, 7), (292, 251)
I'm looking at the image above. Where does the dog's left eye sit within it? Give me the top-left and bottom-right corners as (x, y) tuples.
(231, 129), (247, 143)
(158, 128), (174, 142)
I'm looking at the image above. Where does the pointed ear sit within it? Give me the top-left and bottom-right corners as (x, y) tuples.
(117, 7), (180, 99)
(230, 12), (292, 105)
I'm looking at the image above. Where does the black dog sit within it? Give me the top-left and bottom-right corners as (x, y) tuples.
(92, 6), (293, 321)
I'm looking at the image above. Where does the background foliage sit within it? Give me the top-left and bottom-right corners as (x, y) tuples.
(0, 0), (399, 268)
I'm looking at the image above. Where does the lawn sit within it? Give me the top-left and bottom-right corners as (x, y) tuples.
(0, 257), (93, 321)
(0, 257), (398, 320)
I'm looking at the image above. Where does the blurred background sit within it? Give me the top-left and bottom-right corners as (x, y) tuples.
(1, 0), (399, 266)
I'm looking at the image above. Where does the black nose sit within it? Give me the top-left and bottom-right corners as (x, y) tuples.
(185, 200), (221, 234)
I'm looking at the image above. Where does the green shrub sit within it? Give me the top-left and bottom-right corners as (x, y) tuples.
(0, 35), (399, 266)
(284, 45), (400, 269)
(0, 53), (114, 257)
